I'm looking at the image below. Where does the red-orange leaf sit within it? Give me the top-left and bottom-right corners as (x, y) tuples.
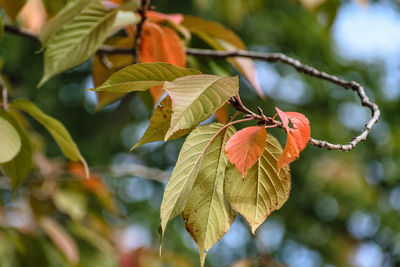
(140, 22), (186, 103)
(275, 107), (310, 171)
(225, 126), (267, 178)
(146, 10), (183, 25)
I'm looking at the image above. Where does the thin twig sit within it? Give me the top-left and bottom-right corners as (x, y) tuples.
(185, 48), (380, 151)
(133, 0), (150, 63)
(2, 25), (380, 151)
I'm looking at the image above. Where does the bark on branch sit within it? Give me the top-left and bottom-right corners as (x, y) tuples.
(2, 25), (380, 152)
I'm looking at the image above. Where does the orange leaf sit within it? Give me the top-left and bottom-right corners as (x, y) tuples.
(140, 22), (186, 103)
(275, 107), (310, 171)
(146, 10), (184, 25)
(225, 126), (267, 178)
(215, 104), (228, 124)
(140, 22), (186, 67)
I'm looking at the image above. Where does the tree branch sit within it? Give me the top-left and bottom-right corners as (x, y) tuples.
(2, 25), (380, 152)
(132, 0), (150, 62)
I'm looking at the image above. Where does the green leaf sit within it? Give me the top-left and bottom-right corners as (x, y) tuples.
(0, 112), (21, 163)
(12, 99), (88, 177)
(0, 110), (32, 191)
(39, 0), (92, 45)
(0, 0), (26, 21)
(225, 134), (291, 233)
(42, 0), (68, 18)
(160, 123), (227, 240)
(93, 62), (202, 93)
(131, 96), (189, 150)
(182, 124), (237, 267)
(164, 74), (238, 140)
(39, 0), (119, 86)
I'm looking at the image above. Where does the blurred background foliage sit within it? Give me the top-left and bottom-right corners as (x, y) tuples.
(0, 0), (399, 266)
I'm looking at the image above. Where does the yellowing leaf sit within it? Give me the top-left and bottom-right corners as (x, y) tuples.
(183, 15), (263, 99)
(225, 134), (291, 233)
(164, 74), (238, 140)
(131, 96), (189, 150)
(0, 110), (32, 192)
(275, 107), (310, 171)
(0, 0), (26, 21)
(160, 123), (227, 241)
(182, 124), (237, 266)
(39, 0), (119, 86)
(12, 99), (88, 177)
(225, 126), (266, 178)
(182, 15), (245, 50)
(0, 114), (21, 163)
(93, 62), (201, 93)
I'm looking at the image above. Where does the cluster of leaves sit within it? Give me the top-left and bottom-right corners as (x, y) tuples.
(0, 0), (312, 265)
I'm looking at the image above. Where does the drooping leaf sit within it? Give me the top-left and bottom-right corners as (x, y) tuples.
(12, 99), (88, 177)
(164, 74), (239, 140)
(225, 134), (291, 233)
(183, 15), (263, 99)
(0, 113), (21, 163)
(39, 216), (79, 265)
(93, 62), (201, 93)
(275, 107), (310, 171)
(225, 126), (267, 178)
(92, 36), (133, 110)
(160, 123), (227, 240)
(39, 0), (119, 86)
(39, 0), (92, 45)
(0, 0), (26, 21)
(182, 124), (237, 266)
(0, 110), (32, 191)
(182, 15), (245, 49)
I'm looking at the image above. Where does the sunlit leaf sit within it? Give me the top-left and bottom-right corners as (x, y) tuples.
(0, 113), (21, 163)
(225, 134), (291, 233)
(93, 62), (201, 93)
(12, 99), (88, 177)
(225, 126), (267, 178)
(0, 0), (26, 21)
(39, 0), (119, 86)
(0, 110), (32, 191)
(39, 216), (79, 265)
(39, 0), (92, 45)
(160, 123), (227, 240)
(164, 74), (238, 140)
(182, 124), (237, 266)
(275, 107), (310, 171)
